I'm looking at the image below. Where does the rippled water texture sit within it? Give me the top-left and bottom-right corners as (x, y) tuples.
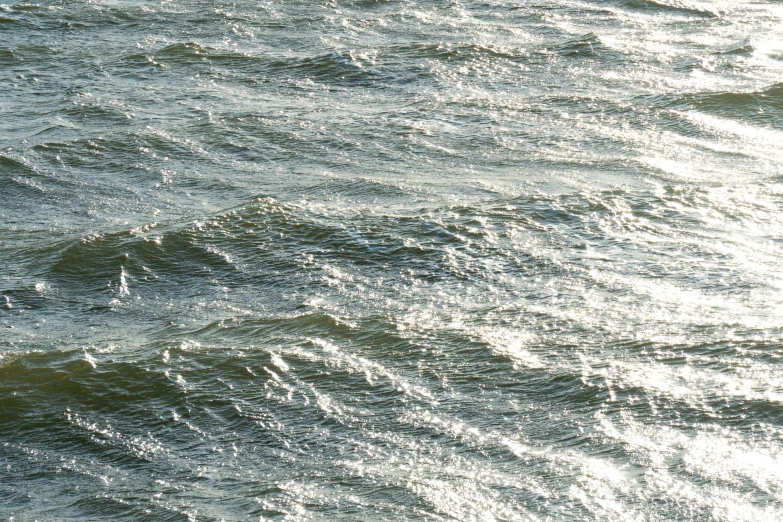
(2, 0), (783, 520)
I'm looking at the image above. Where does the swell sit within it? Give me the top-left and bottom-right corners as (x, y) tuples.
(267, 52), (391, 87)
(618, 0), (717, 18)
(0, 349), (264, 520)
(119, 44), (393, 88)
(547, 33), (610, 59)
(385, 41), (526, 63)
(45, 196), (465, 294)
(34, 181), (740, 317)
(0, 47), (16, 64)
(0, 3), (157, 31)
(2, 317), (779, 519)
(640, 83), (783, 129)
(0, 153), (39, 176)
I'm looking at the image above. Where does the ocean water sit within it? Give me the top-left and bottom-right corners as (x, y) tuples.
(2, 0), (783, 520)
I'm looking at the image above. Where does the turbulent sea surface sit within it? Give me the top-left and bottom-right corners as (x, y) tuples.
(3, 0), (783, 520)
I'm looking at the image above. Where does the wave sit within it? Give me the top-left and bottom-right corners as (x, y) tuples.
(549, 33), (606, 58)
(686, 83), (783, 111)
(120, 43), (393, 88)
(638, 83), (783, 129)
(0, 47), (16, 64)
(713, 42), (754, 56)
(385, 42), (525, 62)
(619, 0), (717, 18)
(0, 153), (35, 174)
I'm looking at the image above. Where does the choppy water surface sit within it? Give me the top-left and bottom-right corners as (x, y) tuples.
(2, 0), (783, 520)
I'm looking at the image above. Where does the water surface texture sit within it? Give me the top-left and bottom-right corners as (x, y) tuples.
(2, 0), (783, 520)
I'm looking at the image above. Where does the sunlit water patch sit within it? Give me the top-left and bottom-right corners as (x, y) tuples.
(2, 0), (783, 520)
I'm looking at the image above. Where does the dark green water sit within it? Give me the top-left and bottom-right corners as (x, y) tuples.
(2, 0), (783, 520)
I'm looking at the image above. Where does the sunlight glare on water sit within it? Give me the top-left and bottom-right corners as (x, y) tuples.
(1, 0), (783, 520)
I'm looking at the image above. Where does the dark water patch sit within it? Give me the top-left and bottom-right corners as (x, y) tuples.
(0, 5), (45, 29)
(619, 0), (716, 18)
(127, 128), (209, 161)
(267, 52), (390, 88)
(153, 42), (212, 63)
(1, 284), (49, 311)
(602, 372), (783, 429)
(8, 3), (44, 12)
(0, 358), (192, 473)
(59, 6), (140, 28)
(0, 15), (19, 28)
(0, 485), (31, 512)
(711, 397), (783, 427)
(177, 198), (454, 276)
(117, 52), (170, 71)
(31, 140), (74, 153)
(171, 313), (424, 376)
(714, 42), (754, 56)
(61, 98), (138, 128)
(139, 44), (278, 72)
(529, 94), (631, 116)
(49, 226), (238, 296)
(0, 354), (271, 519)
(12, 43), (60, 61)
(182, 124), (283, 164)
(504, 368), (611, 413)
(26, 137), (152, 180)
(0, 173), (57, 216)
(549, 33), (605, 58)
(61, 497), (152, 520)
(674, 339), (783, 363)
(122, 44), (394, 89)
(386, 41), (525, 63)
(0, 47), (17, 64)
(0, 153), (37, 175)
(0, 350), (185, 415)
(691, 83), (783, 111)
(179, 312), (361, 345)
(641, 83), (783, 128)
(298, 177), (417, 203)
(496, 190), (646, 232)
